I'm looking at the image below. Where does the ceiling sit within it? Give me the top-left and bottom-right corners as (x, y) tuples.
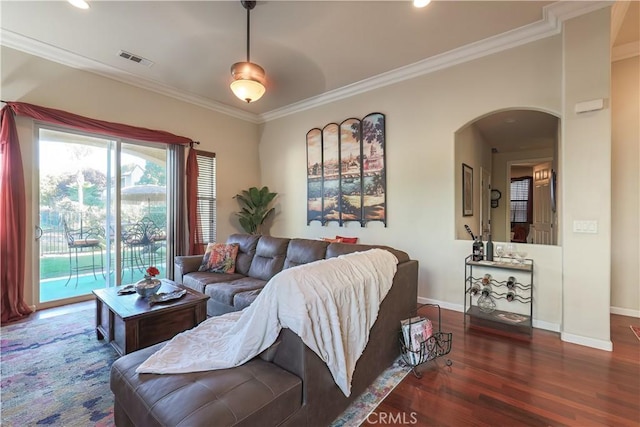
(1, 1), (637, 135)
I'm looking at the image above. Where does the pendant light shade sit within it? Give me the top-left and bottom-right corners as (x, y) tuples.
(230, 1), (266, 103)
(230, 61), (265, 103)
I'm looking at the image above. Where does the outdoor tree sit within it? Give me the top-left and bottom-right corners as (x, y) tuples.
(138, 161), (166, 186)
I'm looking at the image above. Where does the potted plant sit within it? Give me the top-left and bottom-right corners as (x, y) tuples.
(234, 186), (277, 234)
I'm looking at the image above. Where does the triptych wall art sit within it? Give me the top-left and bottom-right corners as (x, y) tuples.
(306, 112), (386, 226)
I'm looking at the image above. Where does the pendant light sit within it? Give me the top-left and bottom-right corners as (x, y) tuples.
(230, 1), (266, 103)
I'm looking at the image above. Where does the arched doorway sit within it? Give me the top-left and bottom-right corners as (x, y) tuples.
(455, 109), (560, 246)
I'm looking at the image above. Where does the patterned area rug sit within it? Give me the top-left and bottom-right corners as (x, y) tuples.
(1, 307), (117, 426)
(1, 306), (409, 426)
(330, 358), (410, 427)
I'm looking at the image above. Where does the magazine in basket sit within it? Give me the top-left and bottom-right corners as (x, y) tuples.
(401, 316), (433, 365)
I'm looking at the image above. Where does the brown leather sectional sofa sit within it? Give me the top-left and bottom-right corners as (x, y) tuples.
(110, 234), (418, 426)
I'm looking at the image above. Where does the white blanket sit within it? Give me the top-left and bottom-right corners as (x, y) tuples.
(135, 248), (398, 396)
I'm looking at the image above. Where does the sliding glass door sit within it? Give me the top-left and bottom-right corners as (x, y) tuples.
(37, 126), (168, 306)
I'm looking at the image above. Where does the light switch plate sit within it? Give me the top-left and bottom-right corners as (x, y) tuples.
(573, 220), (598, 233)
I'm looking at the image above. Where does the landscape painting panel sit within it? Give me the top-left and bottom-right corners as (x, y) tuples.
(322, 124), (340, 223)
(361, 113), (386, 224)
(340, 118), (362, 224)
(306, 128), (322, 224)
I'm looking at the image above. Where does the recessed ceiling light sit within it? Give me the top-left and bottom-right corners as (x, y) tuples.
(414, 0), (431, 8)
(68, 0), (90, 9)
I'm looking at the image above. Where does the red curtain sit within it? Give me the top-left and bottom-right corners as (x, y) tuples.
(186, 149), (203, 255)
(0, 101), (196, 323)
(1, 107), (32, 323)
(7, 102), (192, 145)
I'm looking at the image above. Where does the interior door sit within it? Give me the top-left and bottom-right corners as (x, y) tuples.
(532, 162), (553, 244)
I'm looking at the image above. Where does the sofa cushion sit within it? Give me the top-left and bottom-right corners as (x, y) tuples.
(283, 238), (329, 269)
(110, 343), (302, 427)
(226, 234), (260, 276)
(183, 272), (246, 294)
(206, 277), (267, 306)
(247, 236), (290, 281)
(233, 289), (262, 311)
(199, 243), (239, 273)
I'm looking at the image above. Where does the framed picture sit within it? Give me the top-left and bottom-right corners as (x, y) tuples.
(462, 163), (473, 216)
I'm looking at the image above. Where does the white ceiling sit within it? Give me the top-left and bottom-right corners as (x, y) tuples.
(1, 0), (637, 137)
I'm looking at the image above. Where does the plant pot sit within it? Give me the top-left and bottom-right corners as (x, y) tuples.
(135, 277), (162, 298)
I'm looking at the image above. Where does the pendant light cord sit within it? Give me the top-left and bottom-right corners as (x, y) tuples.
(246, 6), (251, 63)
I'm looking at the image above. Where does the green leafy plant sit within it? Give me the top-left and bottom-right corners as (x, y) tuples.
(234, 186), (277, 234)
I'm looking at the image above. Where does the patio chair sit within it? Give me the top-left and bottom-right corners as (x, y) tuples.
(121, 217), (165, 280)
(63, 220), (104, 288)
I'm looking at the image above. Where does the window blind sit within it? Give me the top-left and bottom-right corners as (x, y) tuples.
(195, 151), (216, 245)
(510, 177), (531, 223)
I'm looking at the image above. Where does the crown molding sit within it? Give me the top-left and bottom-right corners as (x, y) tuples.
(1, 1), (613, 125)
(259, 1), (613, 123)
(612, 41), (640, 62)
(0, 29), (261, 124)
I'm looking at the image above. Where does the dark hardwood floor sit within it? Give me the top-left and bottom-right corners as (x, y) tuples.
(366, 309), (640, 427)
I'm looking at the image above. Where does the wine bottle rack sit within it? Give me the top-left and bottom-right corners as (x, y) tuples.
(464, 255), (534, 338)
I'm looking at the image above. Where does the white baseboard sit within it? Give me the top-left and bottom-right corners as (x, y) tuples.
(417, 297), (560, 332)
(533, 319), (560, 333)
(561, 332), (613, 351)
(610, 306), (640, 318)
(417, 297), (463, 313)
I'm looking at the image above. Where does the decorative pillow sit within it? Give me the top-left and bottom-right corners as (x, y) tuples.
(336, 235), (358, 244)
(321, 237), (343, 243)
(198, 243), (239, 274)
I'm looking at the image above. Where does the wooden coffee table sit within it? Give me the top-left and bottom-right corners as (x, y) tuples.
(93, 280), (209, 356)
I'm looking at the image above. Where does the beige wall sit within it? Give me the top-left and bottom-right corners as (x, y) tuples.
(611, 55), (640, 316)
(3, 7), (635, 348)
(454, 123), (491, 241)
(561, 9), (612, 349)
(1, 46), (259, 309)
(259, 35), (565, 331)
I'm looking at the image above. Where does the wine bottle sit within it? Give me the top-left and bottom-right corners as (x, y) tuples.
(472, 237), (483, 261)
(485, 234), (494, 261)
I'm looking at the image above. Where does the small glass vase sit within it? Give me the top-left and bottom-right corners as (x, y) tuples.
(135, 277), (162, 298)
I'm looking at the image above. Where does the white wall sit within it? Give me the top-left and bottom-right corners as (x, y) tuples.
(259, 35), (565, 330)
(611, 55), (640, 317)
(1, 46), (259, 308)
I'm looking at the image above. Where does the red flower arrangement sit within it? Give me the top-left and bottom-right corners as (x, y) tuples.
(146, 266), (160, 278)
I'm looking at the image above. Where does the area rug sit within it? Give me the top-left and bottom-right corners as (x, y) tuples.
(1, 306), (409, 426)
(631, 325), (640, 341)
(1, 306), (117, 426)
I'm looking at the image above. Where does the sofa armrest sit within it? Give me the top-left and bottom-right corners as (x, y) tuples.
(174, 255), (204, 284)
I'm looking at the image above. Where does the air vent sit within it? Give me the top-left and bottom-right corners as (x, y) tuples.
(117, 50), (154, 67)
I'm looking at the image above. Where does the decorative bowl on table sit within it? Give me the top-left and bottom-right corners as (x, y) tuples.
(135, 278), (162, 298)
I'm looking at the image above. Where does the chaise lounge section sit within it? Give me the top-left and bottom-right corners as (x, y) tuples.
(110, 235), (418, 426)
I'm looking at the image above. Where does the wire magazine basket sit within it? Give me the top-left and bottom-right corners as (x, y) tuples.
(399, 303), (452, 378)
